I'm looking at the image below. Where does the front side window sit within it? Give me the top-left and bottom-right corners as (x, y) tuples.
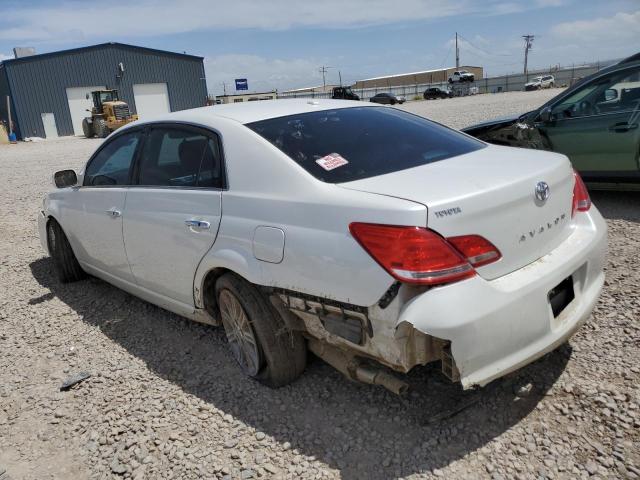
(137, 127), (223, 188)
(84, 131), (141, 186)
(247, 107), (485, 183)
(551, 66), (640, 119)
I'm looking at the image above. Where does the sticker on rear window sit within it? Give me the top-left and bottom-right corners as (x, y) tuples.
(316, 153), (348, 171)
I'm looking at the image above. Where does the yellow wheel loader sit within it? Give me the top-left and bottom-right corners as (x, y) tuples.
(82, 89), (138, 138)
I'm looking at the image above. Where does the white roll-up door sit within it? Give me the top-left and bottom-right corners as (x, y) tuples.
(133, 83), (170, 119)
(66, 86), (106, 136)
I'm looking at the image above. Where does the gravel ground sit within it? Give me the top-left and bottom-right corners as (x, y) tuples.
(399, 88), (561, 130)
(1, 91), (639, 480)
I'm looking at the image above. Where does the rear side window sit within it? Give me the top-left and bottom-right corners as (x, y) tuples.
(137, 127), (224, 188)
(84, 131), (141, 186)
(247, 107), (485, 183)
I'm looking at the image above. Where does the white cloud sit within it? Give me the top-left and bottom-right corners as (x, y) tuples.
(0, 0), (559, 42)
(205, 54), (330, 94)
(551, 10), (640, 43)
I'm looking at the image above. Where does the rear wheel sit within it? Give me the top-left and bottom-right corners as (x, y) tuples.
(82, 118), (94, 138)
(47, 219), (85, 283)
(94, 119), (109, 138)
(215, 273), (306, 387)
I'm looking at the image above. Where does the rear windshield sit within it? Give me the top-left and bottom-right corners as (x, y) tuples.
(246, 107), (484, 183)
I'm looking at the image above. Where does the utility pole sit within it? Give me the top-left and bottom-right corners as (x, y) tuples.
(523, 34), (534, 75)
(319, 66), (332, 90)
(338, 70), (342, 87)
(455, 32), (459, 69)
(220, 82), (227, 96)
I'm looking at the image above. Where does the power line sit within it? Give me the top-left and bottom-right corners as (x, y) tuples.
(456, 33), (515, 58)
(440, 43), (453, 68)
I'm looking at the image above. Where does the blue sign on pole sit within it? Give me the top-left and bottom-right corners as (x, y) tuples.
(235, 78), (248, 91)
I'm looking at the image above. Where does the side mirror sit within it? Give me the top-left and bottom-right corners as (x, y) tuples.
(538, 106), (552, 123)
(604, 88), (618, 101)
(54, 169), (78, 188)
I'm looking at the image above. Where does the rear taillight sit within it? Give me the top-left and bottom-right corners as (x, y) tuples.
(572, 170), (591, 217)
(349, 223), (500, 286)
(447, 235), (502, 267)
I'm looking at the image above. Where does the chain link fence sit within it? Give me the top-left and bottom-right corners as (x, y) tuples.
(277, 60), (617, 101)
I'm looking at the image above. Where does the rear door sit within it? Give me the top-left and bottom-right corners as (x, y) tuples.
(122, 124), (224, 307)
(538, 64), (640, 179)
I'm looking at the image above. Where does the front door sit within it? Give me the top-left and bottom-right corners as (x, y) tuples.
(123, 124), (224, 308)
(538, 64), (640, 179)
(61, 130), (142, 284)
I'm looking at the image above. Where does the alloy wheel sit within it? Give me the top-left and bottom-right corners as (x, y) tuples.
(218, 290), (262, 376)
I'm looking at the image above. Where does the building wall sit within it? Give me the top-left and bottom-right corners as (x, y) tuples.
(217, 92), (277, 104)
(4, 44), (207, 138)
(353, 66), (484, 89)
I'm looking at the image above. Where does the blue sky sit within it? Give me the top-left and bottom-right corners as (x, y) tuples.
(0, 0), (638, 94)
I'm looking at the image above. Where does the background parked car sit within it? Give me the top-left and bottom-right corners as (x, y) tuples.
(525, 75), (556, 91)
(463, 52), (640, 185)
(424, 87), (454, 100)
(332, 86), (360, 100)
(369, 93), (405, 105)
(448, 70), (475, 83)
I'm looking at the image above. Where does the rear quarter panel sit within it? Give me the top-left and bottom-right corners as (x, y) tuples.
(194, 121), (427, 307)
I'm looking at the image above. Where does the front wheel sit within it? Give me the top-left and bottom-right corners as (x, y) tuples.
(47, 219), (85, 283)
(215, 273), (307, 387)
(93, 119), (109, 138)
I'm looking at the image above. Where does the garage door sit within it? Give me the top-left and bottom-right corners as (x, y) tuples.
(66, 86), (106, 136)
(133, 83), (170, 119)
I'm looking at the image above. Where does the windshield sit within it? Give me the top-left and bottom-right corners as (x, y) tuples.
(246, 107), (485, 183)
(98, 91), (119, 102)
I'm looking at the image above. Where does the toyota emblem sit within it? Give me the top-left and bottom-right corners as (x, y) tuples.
(535, 181), (550, 203)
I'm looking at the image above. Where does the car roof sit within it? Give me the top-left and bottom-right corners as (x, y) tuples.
(139, 99), (376, 125)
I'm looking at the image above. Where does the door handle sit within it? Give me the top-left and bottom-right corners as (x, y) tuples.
(106, 208), (121, 217)
(185, 219), (211, 230)
(609, 122), (638, 133)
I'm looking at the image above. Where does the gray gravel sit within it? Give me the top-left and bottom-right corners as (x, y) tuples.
(1, 92), (639, 479)
(400, 88), (561, 130)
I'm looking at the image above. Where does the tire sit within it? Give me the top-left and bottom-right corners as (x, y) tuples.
(93, 118), (109, 138)
(47, 219), (85, 283)
(215, 273), (307, 387)
(82, 118), (94, 138)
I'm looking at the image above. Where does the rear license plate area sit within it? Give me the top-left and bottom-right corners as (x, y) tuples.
(548, 276), (574, 318)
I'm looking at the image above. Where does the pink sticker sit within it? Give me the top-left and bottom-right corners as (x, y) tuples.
(316, 153), (348, 171)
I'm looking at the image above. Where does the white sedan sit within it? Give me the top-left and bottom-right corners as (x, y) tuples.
(38, 99), (607, 393)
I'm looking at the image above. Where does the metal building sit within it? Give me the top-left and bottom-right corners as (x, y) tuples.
(0, 42), (207, 139)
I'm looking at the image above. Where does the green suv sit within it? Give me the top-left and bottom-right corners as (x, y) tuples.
(463, 53), (640, 186)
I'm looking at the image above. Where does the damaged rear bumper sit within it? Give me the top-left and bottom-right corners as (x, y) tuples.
(397, 208), (607, 389)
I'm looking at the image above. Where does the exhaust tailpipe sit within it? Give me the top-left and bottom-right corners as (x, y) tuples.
(355, 366), (409, 395)
(309, 339), (409, 395)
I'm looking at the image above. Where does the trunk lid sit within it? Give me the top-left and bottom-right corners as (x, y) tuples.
(338, 145), (575, 280)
